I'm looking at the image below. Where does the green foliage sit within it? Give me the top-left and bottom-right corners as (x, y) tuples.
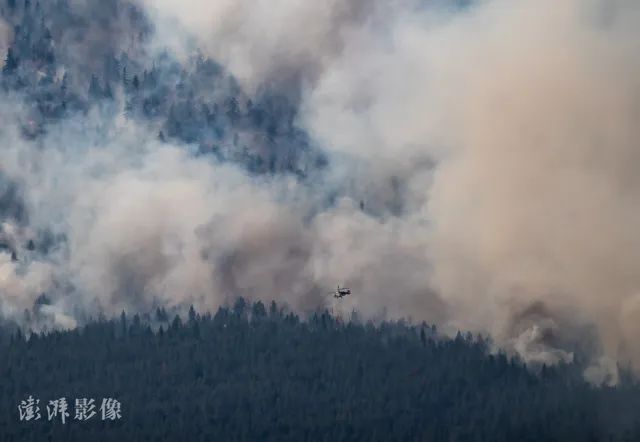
(1, 301), (639, 441)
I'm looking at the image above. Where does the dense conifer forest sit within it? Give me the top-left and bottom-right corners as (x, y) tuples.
(2, 1), (640, 441)
(1, 301), (640, 442)
(0, 0), (321, 178)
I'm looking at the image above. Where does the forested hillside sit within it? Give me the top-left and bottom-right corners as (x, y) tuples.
(0, 0), (319, 177)
(1, 301), (639, 442)
(2, 2), (640, 441)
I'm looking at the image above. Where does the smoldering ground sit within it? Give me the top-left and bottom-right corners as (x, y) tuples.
(2, 0), (640, 384)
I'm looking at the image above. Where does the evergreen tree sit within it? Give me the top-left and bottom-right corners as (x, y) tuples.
(2, 47), (19, 74)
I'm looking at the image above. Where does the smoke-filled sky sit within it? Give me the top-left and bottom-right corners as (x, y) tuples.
(2, 0), (640, 384)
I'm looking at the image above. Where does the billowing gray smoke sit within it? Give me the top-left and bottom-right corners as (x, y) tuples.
(2, 0), (640, 384)
(0, 99), (440, 330)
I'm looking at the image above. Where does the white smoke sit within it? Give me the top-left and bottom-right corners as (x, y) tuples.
(3, 0), (640, 379)
(139, 0), (415, 93)
(0, 99), (441, 330)
(0, 17), (12, 69)
(147, 0), (640, 373)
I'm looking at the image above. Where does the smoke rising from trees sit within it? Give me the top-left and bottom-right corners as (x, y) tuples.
(1, 0), (640, 383)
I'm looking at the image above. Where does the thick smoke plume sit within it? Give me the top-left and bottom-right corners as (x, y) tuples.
(2, 0), (640, 384)
(302, 0), (640, 380)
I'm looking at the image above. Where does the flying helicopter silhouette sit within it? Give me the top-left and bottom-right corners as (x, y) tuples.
(330, 285), (351, 299)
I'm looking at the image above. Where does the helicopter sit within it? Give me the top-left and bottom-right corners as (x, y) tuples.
(330, 285), (351, 299)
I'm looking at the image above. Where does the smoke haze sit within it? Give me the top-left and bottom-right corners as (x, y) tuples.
(2, 0), (640, 383)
